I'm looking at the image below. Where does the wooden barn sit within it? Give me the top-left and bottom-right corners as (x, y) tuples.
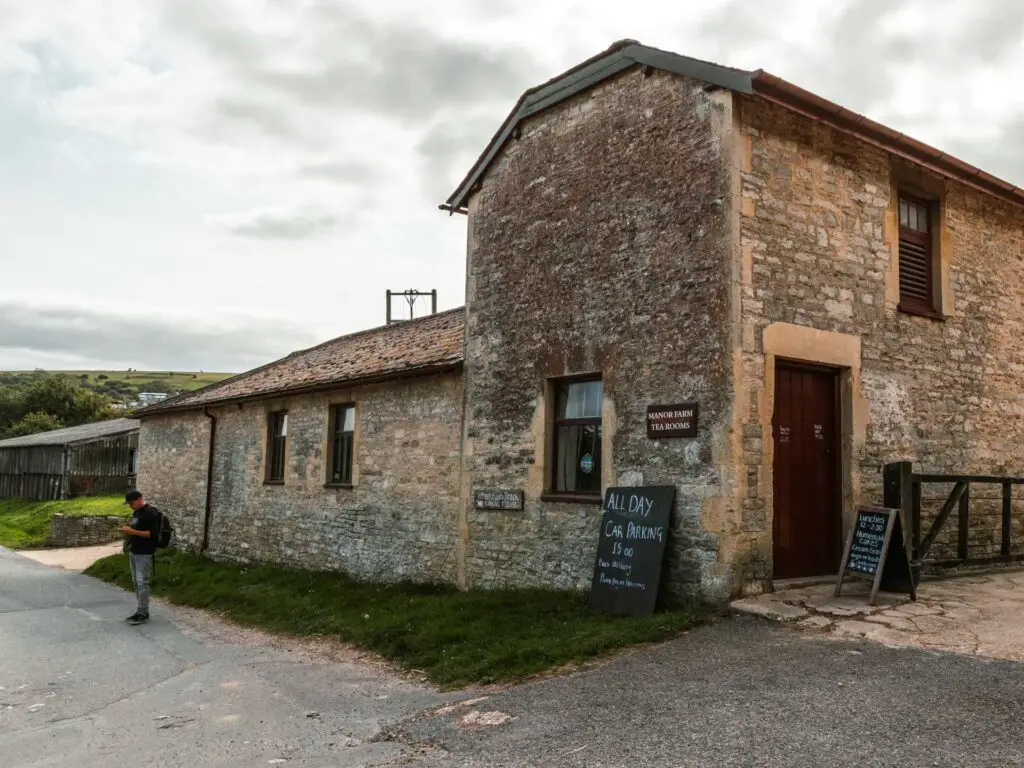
(0, 419), (140, 500)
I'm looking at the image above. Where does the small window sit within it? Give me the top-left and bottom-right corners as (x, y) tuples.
(327, 404), (355, 486)
(127, 448), (137, 475)
(551, 378), (603, 496)
(266, 410), (288, 483)
(898, 193), (937, 315)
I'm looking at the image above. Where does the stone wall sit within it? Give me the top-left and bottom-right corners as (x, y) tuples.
(138, 411), (212, 549)
(461, 68), (738, 601)
(49, 514), (128, 547)
(140, 373), (463, 584)
(734, 94), (1024, 576)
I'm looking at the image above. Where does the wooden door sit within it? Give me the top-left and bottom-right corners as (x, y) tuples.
(772, 362), (840, 579)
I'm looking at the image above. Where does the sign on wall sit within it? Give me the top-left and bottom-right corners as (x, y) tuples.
(473, 489), (524, 511)
(589, 485), (675, 617)
(646, 403), (698, 439)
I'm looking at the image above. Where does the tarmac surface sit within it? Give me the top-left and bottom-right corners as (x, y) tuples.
(0, 546), (459, 767)
(5, 545), (1024, 767)
(394, 617), (1024, 767)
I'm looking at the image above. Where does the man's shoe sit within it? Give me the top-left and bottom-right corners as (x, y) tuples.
(128, 614), (149, 626)
(124, 613), (141, 622)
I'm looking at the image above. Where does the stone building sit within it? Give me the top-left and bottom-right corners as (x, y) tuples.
(135, 309), (464, 584)
(140, 40), (1024, 602)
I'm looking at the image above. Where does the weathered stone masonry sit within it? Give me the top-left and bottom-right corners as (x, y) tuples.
(140, 373), (463, 584)
(48, 514), (128, 547)
(461, 70), (737, 600)
(138, 41), (1024, 601)
(734, 95), (1024, 573)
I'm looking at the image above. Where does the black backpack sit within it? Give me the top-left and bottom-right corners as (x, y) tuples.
(152, 508), (175, 549)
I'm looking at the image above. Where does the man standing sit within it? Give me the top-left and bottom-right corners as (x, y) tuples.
(120, 490), (158, 626)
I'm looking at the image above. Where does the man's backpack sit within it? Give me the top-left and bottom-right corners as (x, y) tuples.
(152, 508), (175, 549)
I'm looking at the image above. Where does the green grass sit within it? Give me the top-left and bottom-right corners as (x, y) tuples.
(29, 371), (234, 392)
(86, 550), (712, 688)
(0, 496), (127, 549)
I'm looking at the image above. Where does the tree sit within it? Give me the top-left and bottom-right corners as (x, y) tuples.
(0, 375), (118, 438)
(20, 377), (115, 426)
(4, 411), (64, 438)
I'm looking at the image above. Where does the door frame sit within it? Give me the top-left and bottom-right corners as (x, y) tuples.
(771, 358), (844, 579)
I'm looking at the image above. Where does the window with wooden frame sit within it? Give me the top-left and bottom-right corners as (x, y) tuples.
(265, 410), (288, 483)
(550, 377), (603, 498)
(326, 404), (355, 486)
(898, 193), (939, 316)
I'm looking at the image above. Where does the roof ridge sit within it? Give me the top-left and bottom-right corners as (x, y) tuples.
(134, 307), (466, 417)
(443, 39), (1024, 213)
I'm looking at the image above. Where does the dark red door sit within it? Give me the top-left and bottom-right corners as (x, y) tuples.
(772, 362), (840, 579)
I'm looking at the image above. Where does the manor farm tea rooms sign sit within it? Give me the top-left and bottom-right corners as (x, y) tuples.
(646, 403), (698, 439)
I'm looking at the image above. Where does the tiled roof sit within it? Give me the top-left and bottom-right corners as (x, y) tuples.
(134, 308), (465, 416)
(0, 418), (140, 449)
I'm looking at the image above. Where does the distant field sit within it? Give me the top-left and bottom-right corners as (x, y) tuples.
(11, 371), (233, 392)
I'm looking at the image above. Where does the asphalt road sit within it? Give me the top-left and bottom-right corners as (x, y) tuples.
(392, 618), (1024, 768)
(0, 547), (456, 768)
(6, 545), (1024, 768)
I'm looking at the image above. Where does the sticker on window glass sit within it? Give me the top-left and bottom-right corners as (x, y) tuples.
(579, 454), (594, 474)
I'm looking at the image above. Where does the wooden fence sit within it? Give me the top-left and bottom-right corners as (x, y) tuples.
(0, 432), (138, 500)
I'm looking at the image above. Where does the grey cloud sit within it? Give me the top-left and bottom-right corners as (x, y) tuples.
(210, 96), (306, 142)
(0, 302), (320, 372)
(945, 113), (1024, 187)
(415, 117), (498, 199)
(698, 0), (1024, 113)
(165, 0), (540, 125)
(216, 206), (345, 240)
(959, 3), (1024, 64)
(298, 159), (377, 184)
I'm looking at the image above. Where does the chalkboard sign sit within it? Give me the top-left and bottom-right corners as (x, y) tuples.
(835, 506), (917, 605)
(589, 486), (675, 617)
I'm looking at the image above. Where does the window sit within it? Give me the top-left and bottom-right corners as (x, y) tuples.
(898, 193), (938, 315)
(127, 448), (137, 475)
(551, 378), (603, 497)
(327, 404), (355, 486)
(266, 410), (288, 483)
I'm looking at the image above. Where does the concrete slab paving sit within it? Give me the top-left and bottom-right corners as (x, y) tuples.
(732, 570), (1024, 662)
(19, 542), (122, 572)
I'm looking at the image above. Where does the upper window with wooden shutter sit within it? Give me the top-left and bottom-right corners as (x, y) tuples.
(897, 194), (937, 315)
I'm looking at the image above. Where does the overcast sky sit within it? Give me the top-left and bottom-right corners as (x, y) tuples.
(2, 0), (1022, 373)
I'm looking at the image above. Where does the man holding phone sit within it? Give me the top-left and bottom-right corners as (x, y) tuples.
(120, 489), (158, 625)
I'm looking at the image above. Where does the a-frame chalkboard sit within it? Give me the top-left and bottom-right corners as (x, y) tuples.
(589, 486), (675, 617)
(835, 506), (917, 605)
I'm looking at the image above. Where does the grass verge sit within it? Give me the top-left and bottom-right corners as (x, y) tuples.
(86, 550), (712, 689)
(0, 496), (126, 549)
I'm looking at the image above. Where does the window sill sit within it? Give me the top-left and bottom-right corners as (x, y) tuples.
(263, 480), (285, 486)
(541, 493), (603, 505)
(324, 483), (354, 490)
(897, 303), (945, 321)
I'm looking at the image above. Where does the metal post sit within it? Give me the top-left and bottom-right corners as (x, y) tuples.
(385, 290), (392, 325)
